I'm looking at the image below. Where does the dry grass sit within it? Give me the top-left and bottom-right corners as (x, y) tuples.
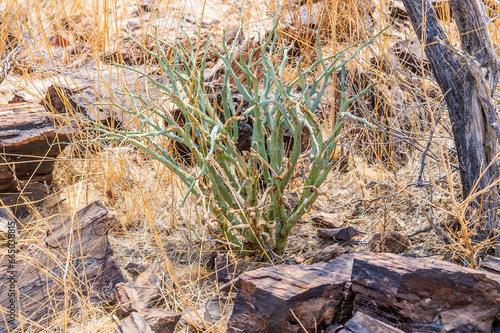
(1, 0), (500, 331)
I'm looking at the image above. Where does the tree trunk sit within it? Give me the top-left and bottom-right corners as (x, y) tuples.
(402, 0), (500, 255)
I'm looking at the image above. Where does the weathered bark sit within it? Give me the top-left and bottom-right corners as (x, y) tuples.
(402, 0), (500, 252)
(0, 201), (124, 332)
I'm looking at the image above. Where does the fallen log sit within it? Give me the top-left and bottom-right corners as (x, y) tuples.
(0, 201), (124, 332)
(1, 69), (138, 211)
(0, 103), (74, 209)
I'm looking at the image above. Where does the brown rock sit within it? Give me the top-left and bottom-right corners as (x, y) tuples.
(112, 262), (164, 318)
(140, 308), (181, 333)
(181, 298), (231, 332)
(0, 103), (73, 209)
(312, 213), (344, 229)
(367, 231), (410, 253)
(317, 226), (360, 241)
(0, 201), (124, 333)
(351, 253), (500, 332)
(215, 253), (240, 283)
(115, 312), (153, 333)
(226, 254), (355, 333)
(311, 244), (349, 264)
(480, 255), (500, 275)
(342, 311), (405, 333)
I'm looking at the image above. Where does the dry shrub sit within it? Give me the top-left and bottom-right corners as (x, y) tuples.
(278, 0), (375, 59)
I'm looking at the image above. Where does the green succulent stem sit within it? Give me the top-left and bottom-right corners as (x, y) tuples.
(97, 15), (379, 254)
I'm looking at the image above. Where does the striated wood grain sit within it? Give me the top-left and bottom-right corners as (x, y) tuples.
(0, 103), (75, 209)
(226, 253), (356, 333)
(0, 201), (124, 332)
(112, 262), (164, 318)
(340, 311), (405, 333)
(351, 252), (500, 332)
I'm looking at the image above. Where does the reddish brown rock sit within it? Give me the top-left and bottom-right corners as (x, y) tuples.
(341, 311), (405, 333)
(115, 312), (153, 333)
(311, 244), (349, 264)
(317, 226), (360, 241)
(112, 262), (164, 318)
(226, 254), (356, 333)
(312, 213), (344, 229)
(140, 308), (181, 333)
(0, 103), (73, 209)
(480, 255), (500, 275)
(0, 201), (124, 332)
(351, 253), (500, 332)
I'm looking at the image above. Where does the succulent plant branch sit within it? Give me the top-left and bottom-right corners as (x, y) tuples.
(95, 16), (380, 253)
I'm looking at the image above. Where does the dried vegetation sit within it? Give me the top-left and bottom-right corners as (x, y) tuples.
(1, 0), (500, 331)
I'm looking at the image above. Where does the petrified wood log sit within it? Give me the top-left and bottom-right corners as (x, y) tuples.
(114, 308), (181, 333)
(140, 308), (181, 333)
(228, 251), (500, 333)
(226, 253), (355, 333)
(0, 201), (124, 332)
(351, 252), (500, 332)
(0, 103), (73, 208)
(480, 255), (500, 275)
(115, 312), (153, 333)
(112, 262), (164, 318)
(40, 67), (140, 128)
(339, 311), (405, 333)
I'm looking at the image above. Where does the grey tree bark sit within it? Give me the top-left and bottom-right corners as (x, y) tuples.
(402, 0), (500, 255)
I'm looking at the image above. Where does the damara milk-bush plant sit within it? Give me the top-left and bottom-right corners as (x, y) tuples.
(96, 17), (379, 254)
